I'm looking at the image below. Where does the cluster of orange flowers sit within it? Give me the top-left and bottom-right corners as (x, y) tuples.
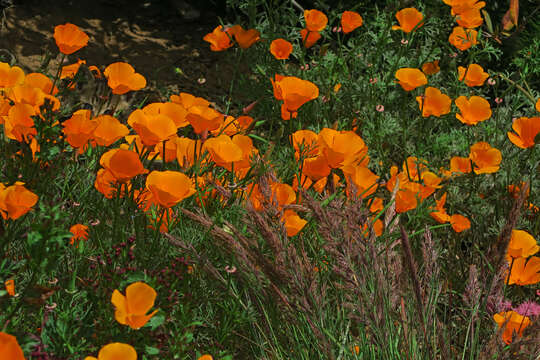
(444, 0), (484, 50)
(492, 230), (539, 344)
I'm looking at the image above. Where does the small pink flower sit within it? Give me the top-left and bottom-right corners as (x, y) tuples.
(487, 78), (496, 85)
(332, 26), (338, 32)
(495, 97), (503, 104)
(322, 95), (329, 103)
(225, 265), (237, 273)
(401, 39), (408, 45)
(376, 104), (384, 112)
(369, 77), (377, 84)
(198, 77), (206, 84)
(450, 52), (458, 58)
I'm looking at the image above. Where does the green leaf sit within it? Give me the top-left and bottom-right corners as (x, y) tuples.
(145, 346), (160, 355)
(147, 313), (165, 330)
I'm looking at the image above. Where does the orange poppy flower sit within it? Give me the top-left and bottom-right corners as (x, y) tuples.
(24, 72), (58, 95)
(450, 214), (470, 232)
(302, 155), (331, 182)
(231, 134), (258, 175)
(395, 188), (418, 213)
(291, 129), (319, 159)
(450, 156), (472, 175)
(272, 76), (319, 120)
(170, 92), (210, 109)
(176, 137), (198, 167)
(111, 282), (158, 330)
(69, 224), (89, 246)
(203, 25), (234, 51)
(395, 68), (427, 91)
(391, 8), (424, 33)
(230, 25), (260, 49)
(0, 181), (38, 220)
(145, 170), (196, 208)
(186, 105), (224, 134)
(85, 342), (137, 360)
(0, 62), (25, 89)
(430, 193), (451, 223)
(458, 64), (489, 87)
(416, 87), (451, 117)
(468, 142), (502, 174)
(270, 39), (293, 60)
(507, 117), (540, 148)
(5, 279), (15, 296)
(103, 62), (146, 95)
(304, 9), (328, 32)
(100, 148), (148, 182)
(318, 128), (369, 168)
(507, 229), (539, 260)
(456, 8), (483, 28)
(128, 109), (177, 146)
(203, 134), (243, 170)
(341, 11), (363, 33)
(62, 109), (98, 153)
(198, 355), (213, 360)
(536, 98), (540, 112)
(300, 29), (322, 48)
(449, 26), (477, 51)
(507, 256), (540, 286)
(455, 95), (492, 125)
(142, 102), (189, 128)
(493, 311), (531, 344)
(60, 59), (86, 81)
(92, 115), (129, 146)
(282, 209), (307, 237)
(421, 60), (440, 75)
(0, 332), (25, 360)
(94, 168), (121, 199)
(446, 0), (485, 15)
(54, 23), (89, 55)
(342, 165), (379, 198)
(4, 102), (37, 142)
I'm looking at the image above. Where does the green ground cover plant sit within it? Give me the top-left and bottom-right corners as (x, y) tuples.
(1, 0), (539, 359)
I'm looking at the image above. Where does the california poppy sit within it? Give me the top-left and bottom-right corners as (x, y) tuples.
(186, 105), (224, 134)
(142, 102), (189, 128)
(4, 280), (15, 296)
(62, 109), (98, 153)
(449, 156), (472, 175)
(507, 230), (539, 260)
(272, 75), (319, 120)
(54, 23), (89, 55)
(450, 214), (471, 232)
(456, 8), (483, 28)
(468, 142), (502, 174)
(103, 62), (146, 95)
(507, 256), (540, 286)
(300, 29), (322, 48)
(94, 168), (121, 199)
(0, 181), (38, 220)
(203, 25), (235, 51)
(128, 109), (177, 146)
(395, 68), (427, 91)
(24, 72), (58, 95)
(392, 8), (424, 33)
(291, 129), (319, 159)
(430, 193), (451, 223)
(146, 170), (196, 208)
(458, 64), (489, 87)
(270, 39), (293, 60)
(230, 25), (260, 49)
(100, 148), (148, 182)
(318, 128), (369, 168)
(446, 0), (485, 15)
(395, 188), (418, 213)
(4, 102), (37, 142)
(0, 62), (25, 89)
(198, 355), (213, 360)
(69, 224), (89, 246)
(421, 60), (440, 75)
(92, 115), (129, 146)
(170, 92), (210, 109)
(176, 137), (198, 167)
(111, 281), (158, 329)
(304, 9), (328, 32)
(342, 164), (379, 198)
(416, 87), (451, 117)
(282, 209), (307, 236)
(341, 11), (363, 33)
(455, 95), (492, 125)
(493, 311), (531, 344)
(536, 98), (540, 112)
(507, 117), (540, 148)
(0, 332), (25, 360)
(302, 155), (331, 182)
(448, 26), (477, 51)
(84, 342), (137, 360)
